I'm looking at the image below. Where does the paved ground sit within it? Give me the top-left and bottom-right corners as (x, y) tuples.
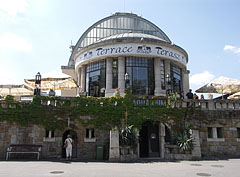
(0, 158), (240, 177)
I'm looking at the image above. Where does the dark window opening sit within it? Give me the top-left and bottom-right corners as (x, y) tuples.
(86, 128), (95, 139)
(112, 58), (118, 88)
(208, 127), (213, 138)
(237, 128), (240, 138)
(45, 130), (55, 138)
(217, 127), (223, 138)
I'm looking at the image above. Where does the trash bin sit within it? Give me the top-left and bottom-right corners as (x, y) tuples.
(96, 142), (104, 160)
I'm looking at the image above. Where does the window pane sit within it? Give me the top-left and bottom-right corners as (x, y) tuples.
(112, 59), (118, 88)
(92, 129), (95, 138)
(217, 127), (223, 138)
(208, 127), (213, 138)
(86, 129), (89, 138)
(125, 57), (154, 95)
(237, 128), (240, 138)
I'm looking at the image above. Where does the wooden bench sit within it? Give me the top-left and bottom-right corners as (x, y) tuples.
(6, 144), (42, 160)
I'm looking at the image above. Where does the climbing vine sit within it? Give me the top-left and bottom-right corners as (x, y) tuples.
(0, 90), (199, 132)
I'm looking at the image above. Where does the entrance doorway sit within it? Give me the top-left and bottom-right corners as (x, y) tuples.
(62, 130), (77, 158)
(139, 121), (160, 157)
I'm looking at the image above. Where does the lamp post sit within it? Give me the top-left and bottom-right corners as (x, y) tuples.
(125, 72), (130, 89)
(165, 74), (171, 97)
(34, 72), (41, 95)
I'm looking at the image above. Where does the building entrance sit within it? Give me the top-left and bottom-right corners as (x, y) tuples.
(62, 130), (77, 158)
(139, 121), (160, 157)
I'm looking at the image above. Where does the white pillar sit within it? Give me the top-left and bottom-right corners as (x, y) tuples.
(77, 68), (81, 95)
(154, 58), (165, 96)
(182, 69), (190, 97)
(105, 58), (114, 97)
(80, 66), (86, 91)
(118, 57), (125, 95)
(159, 123), (165, 159)
(191, 130), (202, 159)
(109, 130), (120, 161)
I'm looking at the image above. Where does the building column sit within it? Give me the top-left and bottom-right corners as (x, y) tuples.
(182, 69), (190, 97)
(105, 58), (114, 97)
(80, 65), (86, 92)
(118, 56), (125, 95)
(191, 130), (202, 159)
(154, 58), (165, 96)
(159, 123), (165, 159)
(109, 130), (120, 161)
(77, 68), (81, 95)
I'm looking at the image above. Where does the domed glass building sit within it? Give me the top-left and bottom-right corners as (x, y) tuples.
(62, 12), (189, 98)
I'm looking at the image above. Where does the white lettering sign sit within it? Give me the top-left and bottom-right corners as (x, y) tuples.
(75, 43), (187, 69)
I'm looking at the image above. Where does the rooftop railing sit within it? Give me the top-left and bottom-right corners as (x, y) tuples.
(1, 96), (240, 111)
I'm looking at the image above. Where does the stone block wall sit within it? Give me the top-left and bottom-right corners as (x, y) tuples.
(193, 110), (240, 157)
(0, 121), (109, 160)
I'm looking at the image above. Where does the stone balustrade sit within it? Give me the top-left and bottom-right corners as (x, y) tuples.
(175, 99), (240, 110)
(1, 97), (240, 111)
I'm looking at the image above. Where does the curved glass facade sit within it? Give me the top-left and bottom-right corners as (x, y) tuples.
(78, 14), (170, 49)
(170, 64), (182, 94)
(86, 60), (106, 97)
(126, 57), (154, 95)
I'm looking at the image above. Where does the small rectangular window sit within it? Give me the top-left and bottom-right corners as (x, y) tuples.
(86, 128), (95, 139)
(86, 129), (90, 138)
(217, 127), (223, 138)
(208, 127), (213, 138)
(237, 128), (240, 138)
(45, 130), (55, 138)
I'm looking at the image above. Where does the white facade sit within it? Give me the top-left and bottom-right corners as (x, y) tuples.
(62, 13), (189, 97)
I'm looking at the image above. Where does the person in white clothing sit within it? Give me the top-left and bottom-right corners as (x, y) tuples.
(64, 134), (74, 160)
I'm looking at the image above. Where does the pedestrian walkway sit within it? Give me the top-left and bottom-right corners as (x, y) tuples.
(0, 158), (239, 177)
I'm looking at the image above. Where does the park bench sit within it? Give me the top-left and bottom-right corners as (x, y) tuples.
(6, 144), (42, 160)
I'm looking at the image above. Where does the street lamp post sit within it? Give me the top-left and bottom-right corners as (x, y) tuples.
(34, 72), (41, 95)
(165, 74), (171, 97)
(125, 72), (130, 89)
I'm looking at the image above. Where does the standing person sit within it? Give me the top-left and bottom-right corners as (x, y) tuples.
(64, 135), (74, 160)
(179, 91), (184, 99)
(200, 94), (204, 99)
(186, 89), (193, 99)
(193, 93), (199, 99)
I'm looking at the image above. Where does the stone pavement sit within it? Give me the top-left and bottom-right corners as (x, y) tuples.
(0, 158), (240, 177)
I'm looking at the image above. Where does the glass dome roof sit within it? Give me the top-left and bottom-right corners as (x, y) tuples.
(68, 13), (171, 67)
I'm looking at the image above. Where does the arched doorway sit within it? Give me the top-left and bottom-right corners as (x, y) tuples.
(62, 130), (78, 158)
(139, 121), (160, 157)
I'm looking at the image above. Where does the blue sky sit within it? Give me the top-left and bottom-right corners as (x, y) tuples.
(0, 0), (239, 94)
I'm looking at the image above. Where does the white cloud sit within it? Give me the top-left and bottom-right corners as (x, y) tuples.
(224, 45), (240, 55)
(0, 0), (28, 17)
(190, 71), (215, 86)
(0, 32), (32, 51)
(0, 66), (21, 85)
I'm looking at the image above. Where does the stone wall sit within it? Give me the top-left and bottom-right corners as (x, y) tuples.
(0, 121), (109, 160)
(192, 110), (240, 157)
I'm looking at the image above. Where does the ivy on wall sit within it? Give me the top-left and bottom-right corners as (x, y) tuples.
(0, 90), (199, 131)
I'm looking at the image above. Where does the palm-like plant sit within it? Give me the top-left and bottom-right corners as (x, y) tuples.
(175, 124), (193, 152)
(119, 125), (138, 148)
